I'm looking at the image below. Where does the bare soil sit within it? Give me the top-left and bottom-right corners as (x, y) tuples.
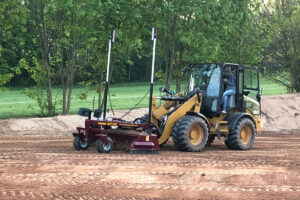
(261, 93), (300, 133)
(0, 93), (300, 199)
(0, 134), (299, 199)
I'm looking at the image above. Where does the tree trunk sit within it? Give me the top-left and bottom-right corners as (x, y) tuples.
(66, 1), (76, 114)
(38, 0), (54, 116)
(167, 48), (174, 92)
(41, 33), (54, 116)
(43, 58), (54, 116)
(128, 65), (131, 81)
(61, 52), (67, 115)
(176, 47), (184, 93)
(166, 16), (177, 92)
(164, 37), (170, 91)
(62, 84), (67, 114)
(66, 56), (74, 114)
(66, 44), (75, 114)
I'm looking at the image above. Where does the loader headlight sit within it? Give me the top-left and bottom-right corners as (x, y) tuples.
(159, 115), (168, 135)
(162, 115), (167, 125)
(247, 102), (253, 108)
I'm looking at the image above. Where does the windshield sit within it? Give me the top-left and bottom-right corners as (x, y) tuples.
(206, 66), (221, 97)
(189, 64), (217, 91)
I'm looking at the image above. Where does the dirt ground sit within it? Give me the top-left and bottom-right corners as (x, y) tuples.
(0, 134), (299, 199)
(0, 93), (300, 199)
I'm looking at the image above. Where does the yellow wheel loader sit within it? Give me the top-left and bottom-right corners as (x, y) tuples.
(140, 63), (262, 152)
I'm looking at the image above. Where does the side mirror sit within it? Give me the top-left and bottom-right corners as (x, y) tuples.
(159, 87), (167, 93)
(256, 93), (261, 102)
(194, 87), (201, 94)
(243, 91), (250, 96)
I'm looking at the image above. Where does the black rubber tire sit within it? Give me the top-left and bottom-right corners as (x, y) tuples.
(225, 118), (256, 150)
(96, 137), (113, 153)
(73, 136), (89, 151)
(172, 115), (208, 152)
(206, 135), (215, 147)
(73, 136), (81, 151)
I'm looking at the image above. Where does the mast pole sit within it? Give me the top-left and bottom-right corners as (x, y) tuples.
(103, 30), (115, 119)
(148, 27), (157, 123)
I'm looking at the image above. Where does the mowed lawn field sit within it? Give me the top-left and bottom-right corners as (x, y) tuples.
(0, 79), (287, 119)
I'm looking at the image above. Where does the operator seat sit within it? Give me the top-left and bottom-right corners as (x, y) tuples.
(226, 95), (236, 111)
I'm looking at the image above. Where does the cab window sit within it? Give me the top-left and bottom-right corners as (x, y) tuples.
(206, 67), (221, 97)
(244, 68), (259, 90)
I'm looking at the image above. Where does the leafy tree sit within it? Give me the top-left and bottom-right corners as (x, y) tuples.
(149, 0), (266, 92)
(51, 0), (85, 114)
(77, 0), (147, 109)
(24, 0), (57, 116)
(0, 0), (26, 90)
(261, 0), (300, 92)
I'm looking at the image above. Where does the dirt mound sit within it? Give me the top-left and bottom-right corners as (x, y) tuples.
(0, 108), (148, 137)
(261, 93), (300, 133)
(0, 93), (299, 137)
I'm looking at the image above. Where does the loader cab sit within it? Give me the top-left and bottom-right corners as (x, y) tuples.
(186, 63), (260, 116)
(187, 63), (222, 116)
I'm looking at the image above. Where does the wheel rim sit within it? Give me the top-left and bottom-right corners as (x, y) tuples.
(189, 125), (203, 145)
(80, 140), (88, 148)
(102, 143), (111, 151)
(240, 125), (252, 144)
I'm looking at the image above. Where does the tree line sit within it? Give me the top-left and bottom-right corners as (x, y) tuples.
(0, 0), (299, 116)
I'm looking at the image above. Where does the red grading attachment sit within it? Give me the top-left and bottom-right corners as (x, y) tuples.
(73, 28), (160, 154)
(131, 134), (159, 154)
(73, 116), (159, 154)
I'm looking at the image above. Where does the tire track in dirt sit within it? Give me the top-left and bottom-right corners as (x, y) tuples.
(1, 170), (296, 178)
(1, 133), (300, 199)
(0, 184), (299, 197)
(1, 155), (299, 169)
(0, 190), (156, 200)
(0, 156), (299, 169)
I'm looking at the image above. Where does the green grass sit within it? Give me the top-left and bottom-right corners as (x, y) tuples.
(259, 78), (287, 95)
(0, 82), (169, 119)
(0, 79), (287, 119)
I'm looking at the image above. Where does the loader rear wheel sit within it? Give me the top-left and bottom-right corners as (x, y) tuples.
(73, 136), (89, 151)
(96, 137), (113, 153)
(172, 116), (208, 152)
(225, 118), (256, 150)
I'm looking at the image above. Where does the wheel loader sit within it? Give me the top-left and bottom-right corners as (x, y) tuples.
(144, 63), (262, 151)
(73, 28), (262, 153)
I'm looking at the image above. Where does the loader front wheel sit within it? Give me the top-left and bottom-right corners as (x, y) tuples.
(96, 137), (113, 153)
(172, 116), (208, 152)
(225, 118), (256, 150)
